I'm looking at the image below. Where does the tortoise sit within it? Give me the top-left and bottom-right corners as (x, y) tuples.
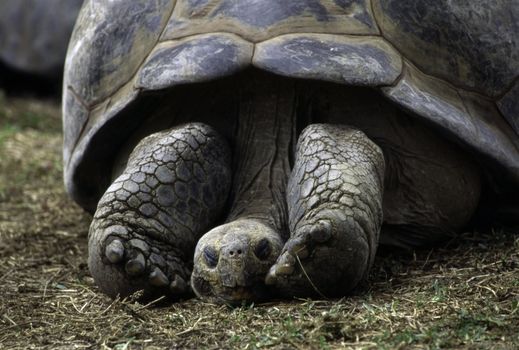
(0, 0), (83, 78)
(63, 0), (519, 303)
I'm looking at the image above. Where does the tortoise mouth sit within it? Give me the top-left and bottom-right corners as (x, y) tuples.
(215, 284), (272, 306)
(192, 269), (272, 305)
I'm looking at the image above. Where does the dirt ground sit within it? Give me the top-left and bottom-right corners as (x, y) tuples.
(0, 94), (518, 349)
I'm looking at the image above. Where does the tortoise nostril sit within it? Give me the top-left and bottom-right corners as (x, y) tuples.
(225, 246), (245, 258)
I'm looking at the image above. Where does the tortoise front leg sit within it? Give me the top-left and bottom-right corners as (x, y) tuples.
(88, 123), (231, 299)
(266, 124), (385, 297)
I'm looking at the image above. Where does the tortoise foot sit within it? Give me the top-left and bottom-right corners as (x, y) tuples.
(266, 124), (385, 298)
(89, 227), (192, 299)
(88, 123), (231, 299)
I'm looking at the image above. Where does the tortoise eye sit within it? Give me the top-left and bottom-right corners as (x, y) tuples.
(254, 238), (271, 260)
(203, 246), (219, 267)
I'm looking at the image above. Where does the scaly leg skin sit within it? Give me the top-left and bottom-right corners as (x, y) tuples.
(266, 124), (385, 297)
(88, 123), (231, 299)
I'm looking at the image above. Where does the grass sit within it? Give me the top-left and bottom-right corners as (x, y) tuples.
(0, 93), (518, 349)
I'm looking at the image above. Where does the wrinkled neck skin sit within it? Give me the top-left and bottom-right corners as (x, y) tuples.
(226, 75), (296, 237)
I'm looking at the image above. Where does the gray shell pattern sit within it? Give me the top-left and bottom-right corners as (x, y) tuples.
(62, 0), (519, 211)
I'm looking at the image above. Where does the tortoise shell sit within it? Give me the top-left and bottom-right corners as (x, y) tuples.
(62, 0), (519, 211)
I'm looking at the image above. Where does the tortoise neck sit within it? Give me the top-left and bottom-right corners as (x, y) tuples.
(226, 75), (298, 237)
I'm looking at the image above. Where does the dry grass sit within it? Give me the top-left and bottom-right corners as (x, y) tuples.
(0, 93), (518, 349)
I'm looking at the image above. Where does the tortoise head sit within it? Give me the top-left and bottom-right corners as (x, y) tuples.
(191, 219), (283, 305)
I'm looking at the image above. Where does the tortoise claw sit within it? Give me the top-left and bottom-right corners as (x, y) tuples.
(170, 275), (188, 294)
(283, 237), (310, 259)
(149, 267), (169, 287)
(265, 266), (278, 286)
(105, 239), (124, 263)
(266, 251), (297, 285)
(276, 253), (296, 275)
(308, 220), (333, 243)
(125, 252), (146, 276)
